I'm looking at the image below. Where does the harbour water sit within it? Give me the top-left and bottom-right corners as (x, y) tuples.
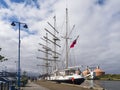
(94, 80), (120, 90)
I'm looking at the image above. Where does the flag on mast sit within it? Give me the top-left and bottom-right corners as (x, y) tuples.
(70, 35), (79, 48)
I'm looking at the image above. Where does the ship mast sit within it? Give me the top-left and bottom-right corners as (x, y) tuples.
(45, 33), (49, 74)
(37, 32), (51, 75)
(65, 8), (68, 69)
(37, 17), (60, 75)
(53, 16), (57, 70)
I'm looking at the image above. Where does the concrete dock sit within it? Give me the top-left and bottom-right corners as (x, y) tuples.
(22, 81), (50, 90)
(22, 80), (104, 90)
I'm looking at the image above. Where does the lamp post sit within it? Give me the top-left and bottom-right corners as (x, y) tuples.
(11, 21), (28, 90)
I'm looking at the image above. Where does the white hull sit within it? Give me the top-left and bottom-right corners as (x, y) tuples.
(47, 74), (85, 85)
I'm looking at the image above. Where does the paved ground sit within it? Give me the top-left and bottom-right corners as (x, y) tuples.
(35, 80), (96, 90)
(22, 80), (104, 90)
(22, 81), (50, 90)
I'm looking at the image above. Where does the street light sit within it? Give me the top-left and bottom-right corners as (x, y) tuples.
(11, 21), (28, 90)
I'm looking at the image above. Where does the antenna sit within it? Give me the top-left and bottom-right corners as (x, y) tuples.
(66, 0), (68, 9)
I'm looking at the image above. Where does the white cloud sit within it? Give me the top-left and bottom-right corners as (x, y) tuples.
(0, 0), (120, 74)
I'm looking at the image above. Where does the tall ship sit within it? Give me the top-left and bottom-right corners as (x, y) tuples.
(37, 8), (85, 85)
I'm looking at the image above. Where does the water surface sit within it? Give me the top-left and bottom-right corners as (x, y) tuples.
(95, 80), (120, 90)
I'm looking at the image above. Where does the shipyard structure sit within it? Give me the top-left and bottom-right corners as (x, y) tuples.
(82, 66), (105, 79)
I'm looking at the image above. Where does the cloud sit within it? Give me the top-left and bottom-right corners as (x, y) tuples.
(0, 0), (120, 74)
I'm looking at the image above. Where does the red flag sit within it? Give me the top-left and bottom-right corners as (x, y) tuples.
(70, 39), (77, 48)
(70, 35), (79, 48)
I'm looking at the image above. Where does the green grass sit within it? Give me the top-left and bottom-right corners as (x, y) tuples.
(96, 74), (120, 80)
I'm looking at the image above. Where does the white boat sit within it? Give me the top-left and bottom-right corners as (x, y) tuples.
(38, 8), (85, 85)
(48, 68), (85, 84)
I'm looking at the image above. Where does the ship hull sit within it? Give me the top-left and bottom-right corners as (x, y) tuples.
(51, 78), (85, 85)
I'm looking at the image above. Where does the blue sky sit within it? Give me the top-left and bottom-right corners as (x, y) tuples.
(0, 0), (120, 74)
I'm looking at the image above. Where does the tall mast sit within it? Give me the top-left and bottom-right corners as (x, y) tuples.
(45, 33), (49, 74)
(53, 16), (57, 70)
(65, 8), (68, 69)
(37, 16), (60, 75)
